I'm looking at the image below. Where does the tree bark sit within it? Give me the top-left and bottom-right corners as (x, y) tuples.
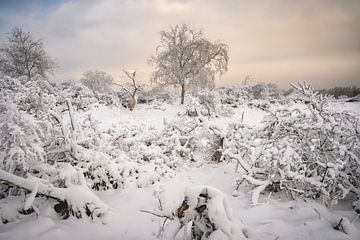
(129, 94), (137, 111)
(180, 83), (186, 105)
(27, 68), (31, 80)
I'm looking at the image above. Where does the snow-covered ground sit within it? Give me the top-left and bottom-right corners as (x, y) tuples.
(88, 103), (182, 130)
(1, 163), (359, 240)
(87, 101), (267, 131)
(1, 101), (359, 240)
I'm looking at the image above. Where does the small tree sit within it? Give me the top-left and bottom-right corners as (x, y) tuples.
(80, 70), (113, 93)
(114, 70), (139, 111)
(149, 24), (228, 104)
(0, 27), (56, 80)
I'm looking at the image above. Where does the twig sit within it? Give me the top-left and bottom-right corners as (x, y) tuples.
(350, 214), (359, 223)
(140, 209), (172, 219)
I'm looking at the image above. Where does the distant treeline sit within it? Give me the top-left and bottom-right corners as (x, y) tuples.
(318, 86), (360, 98)
(283, 86), (360, 98)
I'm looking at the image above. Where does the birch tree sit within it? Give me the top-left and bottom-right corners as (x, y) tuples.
(149, 24), (228, 104)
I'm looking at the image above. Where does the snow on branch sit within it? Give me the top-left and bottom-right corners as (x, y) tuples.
(0, 169), (108, 220)
(144, 186), (255, 240)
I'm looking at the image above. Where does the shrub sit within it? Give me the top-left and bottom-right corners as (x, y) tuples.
(229, 82), (360, 208)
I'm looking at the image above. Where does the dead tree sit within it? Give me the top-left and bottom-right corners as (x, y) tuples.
(114, 70), (139, 111)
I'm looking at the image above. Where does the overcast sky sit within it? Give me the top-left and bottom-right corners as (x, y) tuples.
(0, 0), (359, 88)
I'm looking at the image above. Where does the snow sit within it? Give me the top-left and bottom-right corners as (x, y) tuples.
(87, 103), (182, 131)
(83, 101), (266, 134)
(331, 101), (360, 116)
(1, 91), (359, 240)
(24, 183), (38, 211)
(1, 163), (359, 240)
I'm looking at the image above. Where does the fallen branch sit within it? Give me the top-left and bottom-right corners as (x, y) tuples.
(0, 169), (108, 220)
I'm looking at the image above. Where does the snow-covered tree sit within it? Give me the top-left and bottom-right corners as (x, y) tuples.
(0, 27), (56, 80)
(149, 24), (228, 104)
(114, 70), (140, 111)
(80, 70), (113, 93)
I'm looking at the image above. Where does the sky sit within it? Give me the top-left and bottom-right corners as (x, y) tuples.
(0, 0), (359, 89)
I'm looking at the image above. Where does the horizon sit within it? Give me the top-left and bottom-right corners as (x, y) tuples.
(0, 0), (359, 89)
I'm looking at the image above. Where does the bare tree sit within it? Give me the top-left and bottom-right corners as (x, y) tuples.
(149, 24), (228, 104)
(0, 27), (56, 80)
(80, 70), (114, 93)
(114, 70), (139, 111)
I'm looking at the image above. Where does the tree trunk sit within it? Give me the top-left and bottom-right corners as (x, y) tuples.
(27, 68), (31, 81)
(180, 83), (186, 105)
(129, 94), (137, 111)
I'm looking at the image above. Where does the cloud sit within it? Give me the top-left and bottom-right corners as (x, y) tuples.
(0, 0), (359, 88)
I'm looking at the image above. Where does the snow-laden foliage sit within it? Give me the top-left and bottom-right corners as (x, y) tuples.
(185, 90), (233, 117)
(243, 82), (283, 100)
(80, 70), (113, 93)
(0, 75), (57, 115)
(1, 65), (359, 228)
(149, 24), (228, 104)
(217, 83), (284, 110)
(0, 101), (48, 177)
(59, 80), (123, 109)
(138, 85), (176, 105)
(0, 168), (108, 222)
(145, 186), (253, 240)
(0, 74), (111, 222)
(227, 82), (360, 207)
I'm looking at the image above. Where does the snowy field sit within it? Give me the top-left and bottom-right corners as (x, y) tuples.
(1, 4), (360, 239)
(1, 96), (359, 240)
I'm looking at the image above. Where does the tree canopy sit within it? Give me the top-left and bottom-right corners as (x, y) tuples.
(0, 27), (56, 80)
(149, 24), (228, 104)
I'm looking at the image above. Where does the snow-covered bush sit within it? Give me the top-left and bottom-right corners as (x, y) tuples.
(138, 85), (175, 104)
(0, 168), (108, 221)
(145, 186), (253, 240)
(243, 82), (283, 100)
(230, 82), (360, 208)
(183, 90), (233, 118)
(0, 75), (57, 115)
(0, 74), (112, 222)
(0, 101), (49, 178)
(191, 90), (218, 116)
(217, 87), (248, 108)
(162, 115), (226, 163)
(217, 83), (283, 110)
(58, 81), (98, 110)
(80, 70), (113, 93)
